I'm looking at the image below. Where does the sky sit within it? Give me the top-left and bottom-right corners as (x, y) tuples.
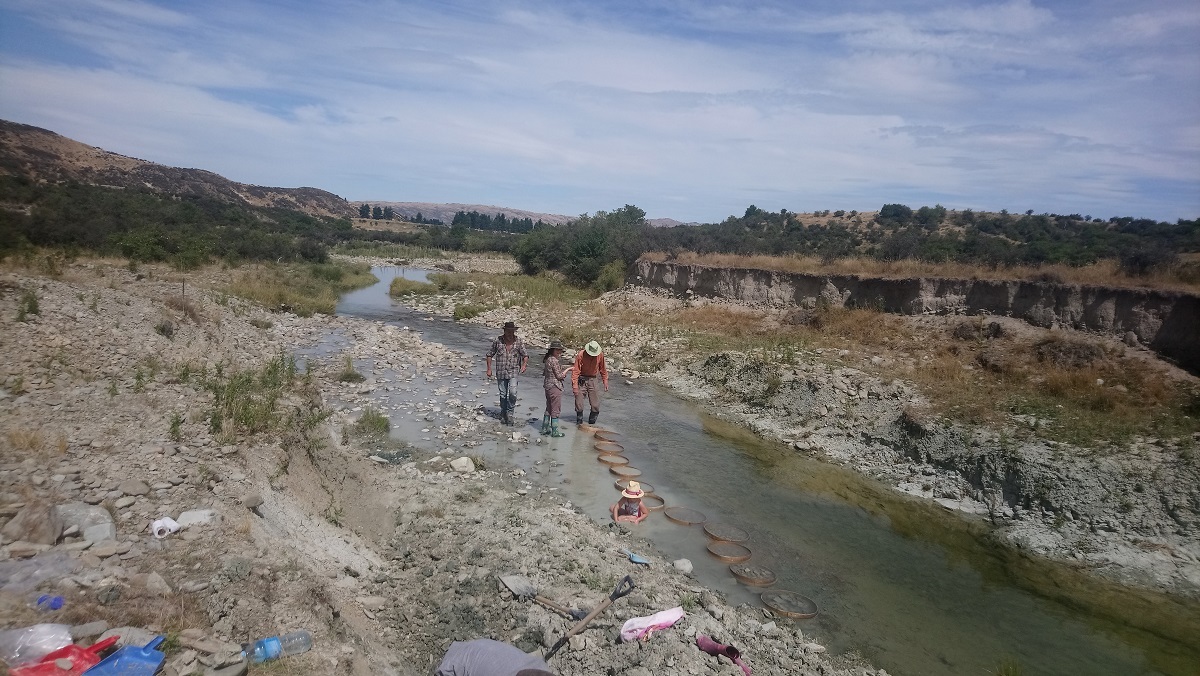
(0, 0), (1197, 224)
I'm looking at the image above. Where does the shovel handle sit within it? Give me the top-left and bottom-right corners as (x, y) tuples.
(546, 576), (636, 659)
(533, 595), (573, 617)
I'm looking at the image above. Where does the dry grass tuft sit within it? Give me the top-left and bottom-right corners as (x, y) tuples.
(165, 294), (202, 323)
(5, 428), (44, 452)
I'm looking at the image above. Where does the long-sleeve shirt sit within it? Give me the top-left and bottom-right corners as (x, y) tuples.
(571, 350), (607, 393)
(543, 355), (567, 391)
(486, 337), (527, 379)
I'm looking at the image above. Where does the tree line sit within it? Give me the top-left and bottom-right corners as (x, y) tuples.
(357, 204), (444, 225)
(4, 173), (1194, 287)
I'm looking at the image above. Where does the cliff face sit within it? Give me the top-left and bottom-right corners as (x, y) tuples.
(632, 261), (1200, 373)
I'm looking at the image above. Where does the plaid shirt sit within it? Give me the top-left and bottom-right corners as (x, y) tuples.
(487, 336), (527, 379)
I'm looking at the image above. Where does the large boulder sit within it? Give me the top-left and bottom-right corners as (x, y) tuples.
(56, 502), (116, 543)
(1, 502), (63, 545)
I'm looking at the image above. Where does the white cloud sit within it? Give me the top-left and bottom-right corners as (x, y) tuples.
(0, 0), (1195, 221)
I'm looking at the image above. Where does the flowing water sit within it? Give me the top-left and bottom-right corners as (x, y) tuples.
(332, 267), (1200, 676)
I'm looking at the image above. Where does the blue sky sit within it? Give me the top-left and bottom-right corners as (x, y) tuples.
(0, 0), (1197, 223)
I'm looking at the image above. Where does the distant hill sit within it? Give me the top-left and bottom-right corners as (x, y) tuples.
(0, 120), (356, 219)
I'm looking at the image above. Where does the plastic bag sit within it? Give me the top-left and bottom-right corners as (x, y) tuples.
(0, 552), (81, 595)
(0, 624), (73, 667)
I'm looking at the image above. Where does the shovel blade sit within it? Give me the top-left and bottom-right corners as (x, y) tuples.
(499, 574), (538, 599)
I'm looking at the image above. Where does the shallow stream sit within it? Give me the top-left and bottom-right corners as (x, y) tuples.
(329, 267), (1199, 676)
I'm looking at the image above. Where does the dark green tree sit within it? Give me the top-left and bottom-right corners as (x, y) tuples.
(359, 203), (370, 218)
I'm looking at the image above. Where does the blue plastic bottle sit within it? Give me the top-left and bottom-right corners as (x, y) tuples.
(244, 630), (313, 663)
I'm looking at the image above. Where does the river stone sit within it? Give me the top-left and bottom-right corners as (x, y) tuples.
(90, 541), (120, 558)
(101, 626), (157, 647)
(70, 621), (109, 639)
(114, 496), (136, 509)
(450, 457), (476, 473)
(6, 541), (49, 558)
(240, 492), (263, 510)
(1, 502), (63, 545)
(177, 509), (218, 528)
(84, 523), (117, 543)
(118, 479), (151, 496)
(673, 558), (693, 574)
(145, 571), (173, 595)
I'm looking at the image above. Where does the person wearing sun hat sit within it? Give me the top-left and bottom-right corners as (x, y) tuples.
(571, 340), (608, 425)
(611, 480), (648, 524)
(540, 340), (568, 437)
(485, 321), (528, 426)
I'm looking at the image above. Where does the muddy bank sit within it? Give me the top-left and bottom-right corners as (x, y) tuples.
(0, 261), (867, 676)
(631, 260), (1200, 373)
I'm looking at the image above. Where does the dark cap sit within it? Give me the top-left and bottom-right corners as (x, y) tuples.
(503, 321), (518, 330)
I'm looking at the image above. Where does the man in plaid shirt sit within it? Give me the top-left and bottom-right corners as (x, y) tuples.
(485, 321), (528, 425)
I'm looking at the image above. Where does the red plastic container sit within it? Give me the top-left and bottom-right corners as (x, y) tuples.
(10, 636), (119, 676)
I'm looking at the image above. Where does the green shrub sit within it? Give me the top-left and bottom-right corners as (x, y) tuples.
(337, 355), (365, 383)
(16, 289), (39, 321)
(592, 260), (626, 293)
(389, 277), (438, 296)
(353, 407), (390, 438)
(453, 303), (485, 320)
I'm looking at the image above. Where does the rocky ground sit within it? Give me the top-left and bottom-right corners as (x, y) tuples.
(0, 259), (870, 676)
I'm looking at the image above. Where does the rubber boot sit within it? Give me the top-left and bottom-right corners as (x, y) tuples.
(588, 410), (598, 425)
(500, 404), (510, 426)
(575, 411), (584, 425)
(540, 413), (551, 434)
(697, 636), (749, 675)
(550, 418), (565, 437)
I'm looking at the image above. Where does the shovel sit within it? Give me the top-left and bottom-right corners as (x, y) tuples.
(500, 574), (588, 621)
(83, 636), (166, 676)
(545, 575), (635, 660)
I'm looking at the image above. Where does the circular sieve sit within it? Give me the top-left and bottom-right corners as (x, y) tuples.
(761, 590), (819, 619)
(664, 506), (706, 525)
(642, 495), (666, 511)
(594, 430), (621, 442)
(597, 454), (629, 466)
(594, 441), (625, 454)
(707, 541), (752, 563)
(609, 465), (642, 479)
(615, 479), (655, 495)
(730, 563), (776, 587)
(703, 522), (750, 543)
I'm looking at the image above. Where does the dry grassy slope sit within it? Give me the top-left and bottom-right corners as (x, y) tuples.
(0, 120), (356, 219)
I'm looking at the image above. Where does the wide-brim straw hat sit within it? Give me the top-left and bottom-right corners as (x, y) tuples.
(621, 480), (644, 499)
(584, 341), (602, 357)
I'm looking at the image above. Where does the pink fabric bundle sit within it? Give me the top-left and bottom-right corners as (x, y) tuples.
(619, 607), (685, 642)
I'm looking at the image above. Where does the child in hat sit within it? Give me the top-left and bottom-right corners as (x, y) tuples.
(611, 481), (648, 524)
